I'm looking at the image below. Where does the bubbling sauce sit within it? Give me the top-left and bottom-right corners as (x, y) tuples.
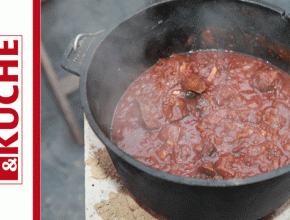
(111, 51), (290, 180)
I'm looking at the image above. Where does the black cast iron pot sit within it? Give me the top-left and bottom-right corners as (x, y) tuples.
(61, 0), (290, 219)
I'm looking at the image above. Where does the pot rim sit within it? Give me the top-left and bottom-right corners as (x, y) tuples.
(81, 0), (290, 187)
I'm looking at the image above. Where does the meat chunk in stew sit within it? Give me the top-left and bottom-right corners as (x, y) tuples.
(251, 69), (280, 93)
(134, 98), (162, 130)
(181, 74), (206, 93)
(163, 98), (189, 122)
(158, 124), (181, 145)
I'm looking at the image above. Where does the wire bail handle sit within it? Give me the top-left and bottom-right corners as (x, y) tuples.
(73, 30), (105, 52)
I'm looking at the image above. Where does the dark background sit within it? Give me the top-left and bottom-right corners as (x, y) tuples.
(41, 0), (290, 219)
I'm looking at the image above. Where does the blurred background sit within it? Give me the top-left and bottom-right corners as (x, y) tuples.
(41, 0), (290, 219)
(41, 0), (151, 219)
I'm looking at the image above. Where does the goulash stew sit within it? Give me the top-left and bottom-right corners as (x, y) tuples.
(111, 51), (290, 180)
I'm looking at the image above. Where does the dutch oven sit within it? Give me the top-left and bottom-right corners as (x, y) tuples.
(61, 0), (290, 219)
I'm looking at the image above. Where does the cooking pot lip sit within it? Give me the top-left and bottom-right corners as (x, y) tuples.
(81, 0), (290, 187)
(82, 74), (290, 188)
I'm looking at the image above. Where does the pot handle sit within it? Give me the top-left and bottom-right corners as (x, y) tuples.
(60, 30), (105, 77)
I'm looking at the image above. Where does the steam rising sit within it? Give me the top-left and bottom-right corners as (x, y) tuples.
(85, 0), (290, 138)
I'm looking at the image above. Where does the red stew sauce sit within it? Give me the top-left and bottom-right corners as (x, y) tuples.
(110, 51), (290, 180)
